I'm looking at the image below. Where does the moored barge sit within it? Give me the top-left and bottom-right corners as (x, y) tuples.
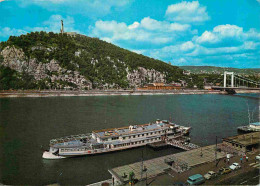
(42, 119), (191, 159)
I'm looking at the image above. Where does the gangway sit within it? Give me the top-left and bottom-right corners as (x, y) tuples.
(166, 139), (200, 151)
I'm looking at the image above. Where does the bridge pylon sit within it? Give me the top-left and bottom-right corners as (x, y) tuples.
(224, 71), (234, 88)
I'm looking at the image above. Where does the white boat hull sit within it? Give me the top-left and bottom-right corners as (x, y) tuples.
(42, 151), (67, 160)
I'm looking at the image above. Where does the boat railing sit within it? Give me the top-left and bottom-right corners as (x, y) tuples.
(50, 133), (91, 145)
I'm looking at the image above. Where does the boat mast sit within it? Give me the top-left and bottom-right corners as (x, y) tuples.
(246, 101), (251, 125)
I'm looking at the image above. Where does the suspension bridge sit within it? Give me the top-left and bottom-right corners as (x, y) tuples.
(211, 71), (260, 93)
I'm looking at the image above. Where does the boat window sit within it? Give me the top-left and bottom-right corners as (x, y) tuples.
(112, 137), (119, 140)
(133, 135), (136, 138)
(123, 137), (126, 139)
(142, 134), (145, 136)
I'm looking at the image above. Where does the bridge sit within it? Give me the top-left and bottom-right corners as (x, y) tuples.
(211, 71), (260, 93)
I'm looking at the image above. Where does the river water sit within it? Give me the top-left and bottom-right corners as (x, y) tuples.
(0, 94), (259, 185)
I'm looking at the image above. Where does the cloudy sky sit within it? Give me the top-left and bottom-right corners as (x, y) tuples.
(0, 0), (260, 68)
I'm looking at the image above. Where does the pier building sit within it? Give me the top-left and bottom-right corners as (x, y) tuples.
(220, 132), (260, 154)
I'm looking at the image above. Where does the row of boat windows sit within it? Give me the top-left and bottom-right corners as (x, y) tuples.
(107, 129), (172, 141)
(60, 148), (88, 152)
(113, 137), (161, 148)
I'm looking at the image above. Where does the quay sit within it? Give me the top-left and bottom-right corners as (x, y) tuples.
(0, 89), (227, 98)
(105, 132), (260, 185)
(108, 145), (225, 185)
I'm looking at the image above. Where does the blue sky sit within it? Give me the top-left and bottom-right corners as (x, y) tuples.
(0, 0), (260, 68)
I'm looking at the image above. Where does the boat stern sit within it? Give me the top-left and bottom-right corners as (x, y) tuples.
(42, 151), (66, 160)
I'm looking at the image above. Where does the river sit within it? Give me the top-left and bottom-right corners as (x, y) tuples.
(0, 93), (259, 185)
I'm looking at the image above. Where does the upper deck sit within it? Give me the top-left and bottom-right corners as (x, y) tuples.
(50, 133), (92, 147)
(93, 120), (177, 139)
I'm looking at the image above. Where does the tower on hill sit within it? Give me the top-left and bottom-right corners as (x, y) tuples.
(60, 20), (64, 34)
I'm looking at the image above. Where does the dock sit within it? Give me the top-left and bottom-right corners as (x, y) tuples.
(109, 144), (226, 185)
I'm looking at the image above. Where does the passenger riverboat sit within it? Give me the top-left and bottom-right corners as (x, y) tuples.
(42, 119), (191, 159)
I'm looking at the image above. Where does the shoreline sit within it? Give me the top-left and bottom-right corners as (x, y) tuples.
(0, 89), (259, 98)
(0, 89), (229, 98)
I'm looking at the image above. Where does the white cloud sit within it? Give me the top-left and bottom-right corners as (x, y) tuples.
(165, 1), (210, 23)
(128, 22), (139, 30)
(145, 41), (197, 60)
(140, 17), (190, 31)
(0, 27), (27, 37)
(195, 31), (219, 44)
(213, 24), (243, 37)
(194, 24), (260, 46)
(242, 41), (260, 50)
(91, 17), (193, 45)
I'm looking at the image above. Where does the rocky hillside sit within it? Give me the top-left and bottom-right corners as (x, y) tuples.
(0, 32), (184, 90)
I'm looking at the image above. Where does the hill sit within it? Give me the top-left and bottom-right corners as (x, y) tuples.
(0, 32), (185, 90)
(179, 66), (260, 75)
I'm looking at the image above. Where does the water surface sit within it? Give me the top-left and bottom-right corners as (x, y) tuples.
(0, 94), (259, 185)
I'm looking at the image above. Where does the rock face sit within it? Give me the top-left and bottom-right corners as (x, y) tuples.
(1, 46), (92, 90)
(127, 67), (166, 88)
(0, 45), (167, 89)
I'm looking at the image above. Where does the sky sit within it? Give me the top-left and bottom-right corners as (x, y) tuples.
(0, 0), (260, 68)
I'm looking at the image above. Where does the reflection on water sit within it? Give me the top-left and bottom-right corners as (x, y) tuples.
(0, 94), (259, 185)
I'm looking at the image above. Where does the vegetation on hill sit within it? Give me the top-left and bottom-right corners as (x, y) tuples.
(0, 32), (185, 90)
(0, 66), (38, 90)
(0, 32), (258, 91)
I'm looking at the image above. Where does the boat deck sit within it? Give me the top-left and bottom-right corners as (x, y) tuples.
(93, 122), (176, 139)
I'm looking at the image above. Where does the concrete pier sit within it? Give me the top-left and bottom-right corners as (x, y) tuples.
(109, 145), (226, 185)
(108, 132), (260, 185)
